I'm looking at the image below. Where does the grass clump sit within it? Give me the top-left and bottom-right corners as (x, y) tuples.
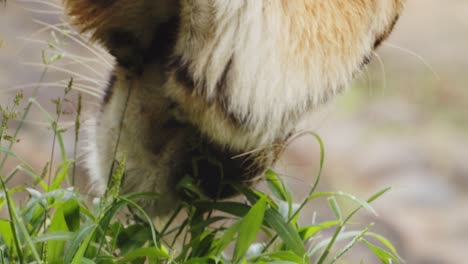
(0, 88), (402, 263)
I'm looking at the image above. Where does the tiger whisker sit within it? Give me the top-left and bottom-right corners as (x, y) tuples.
(384, 42), (440, 80)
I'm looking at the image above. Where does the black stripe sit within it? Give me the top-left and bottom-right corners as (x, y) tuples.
(168, 56), (196, 90)
(145, 16), (180, 65)
(359, 54), (373, 69)
(94, 0), (116, 7)
(168, 55), (248, 126)
(106, 16), (180, 74)
(103, 73), (116, 104)
(374, 14), (400, 49)
(216, 56), (233, 105)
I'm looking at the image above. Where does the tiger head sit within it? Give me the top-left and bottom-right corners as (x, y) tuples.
(64, 0), (405, 217)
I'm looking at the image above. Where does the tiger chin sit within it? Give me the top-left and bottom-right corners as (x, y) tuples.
(64, 0), (405, 218)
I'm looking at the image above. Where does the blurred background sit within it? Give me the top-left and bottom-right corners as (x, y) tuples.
(1, 0), (467, 263)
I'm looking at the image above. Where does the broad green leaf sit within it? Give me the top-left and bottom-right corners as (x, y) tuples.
(233, 197), (267, 262)
(233, 182), (305, 256)
(47, 206), (69, 262)
(362, 239), (399, 264)
(0, 219), (16, 256)
(298, 221), (340, 241)
(366, 232), (402, 261)
(0, 195), (5, 209)
(264, 208), (305, 257)
(62, 199), (80, 232)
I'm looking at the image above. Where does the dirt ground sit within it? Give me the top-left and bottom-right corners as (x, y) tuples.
(1, 1), (467, 263)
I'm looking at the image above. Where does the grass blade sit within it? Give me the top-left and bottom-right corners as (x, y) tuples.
(362, 239), (399, 264)
(233, 197), (267, 262)
(328, 224), (373, 264)
(264, 208), (305, 257)
(308, 192), (377, 216)
(64, 224), (96, 263)
(366, 232), (403, 262)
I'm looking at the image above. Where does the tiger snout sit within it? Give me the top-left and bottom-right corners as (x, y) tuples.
(178, 131), (285, 200)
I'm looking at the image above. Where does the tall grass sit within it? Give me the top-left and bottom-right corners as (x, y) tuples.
(0, 93), (403, 263)
(0, 1), (402, 263)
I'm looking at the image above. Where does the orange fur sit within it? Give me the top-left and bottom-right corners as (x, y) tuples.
(65, 0), (406, 217)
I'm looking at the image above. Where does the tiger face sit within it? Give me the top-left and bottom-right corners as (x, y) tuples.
(65, 0), (405, 217)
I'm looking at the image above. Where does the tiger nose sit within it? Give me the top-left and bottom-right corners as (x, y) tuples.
(177, 132), (269, 200)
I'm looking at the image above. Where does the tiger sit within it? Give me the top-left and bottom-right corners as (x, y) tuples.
(64, 0), (405, 218)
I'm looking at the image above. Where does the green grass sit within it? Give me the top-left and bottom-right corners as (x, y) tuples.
(0, 3), (402, 263)
(0, 90), (402, 264)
